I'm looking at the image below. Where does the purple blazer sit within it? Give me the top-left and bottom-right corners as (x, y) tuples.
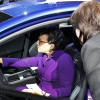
(2, 50), (75, 99)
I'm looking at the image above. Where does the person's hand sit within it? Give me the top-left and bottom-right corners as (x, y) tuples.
(22, 89), (50, 97)
(22, 83), (50, 97)
(0, 58), (2, 64)
(22, 89), (43, 96)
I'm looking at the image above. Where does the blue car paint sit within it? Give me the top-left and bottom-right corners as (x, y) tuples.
(0, 1), (82, 17)
(0, 13), (72, 38)
(0, 0), (82, 38)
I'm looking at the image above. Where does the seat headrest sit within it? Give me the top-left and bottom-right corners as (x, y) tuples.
(64, 43), (80, 57)
(29, 43), (38, 57)
(64, 43), (85, 79)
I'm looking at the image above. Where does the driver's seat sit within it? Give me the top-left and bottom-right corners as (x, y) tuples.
(64, 43), (86, 100)
(29, 42), (39, 57)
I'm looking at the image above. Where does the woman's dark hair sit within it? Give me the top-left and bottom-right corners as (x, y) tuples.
(70, 0), (100, 43)
(40, 26), (66, 50)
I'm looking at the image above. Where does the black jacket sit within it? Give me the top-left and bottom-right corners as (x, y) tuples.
(81, 33), (100, 100)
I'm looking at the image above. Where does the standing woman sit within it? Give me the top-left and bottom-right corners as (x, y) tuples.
(0, 27), (75, 100)
(70, 0), (100, 100)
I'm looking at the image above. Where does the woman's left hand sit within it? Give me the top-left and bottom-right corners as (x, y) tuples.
(22, 83), (50, 97)
(22, 89), (43, 96)
(22, 89), (50, 97)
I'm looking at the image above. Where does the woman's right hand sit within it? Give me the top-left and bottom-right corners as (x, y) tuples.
(0, 58), (2, 64)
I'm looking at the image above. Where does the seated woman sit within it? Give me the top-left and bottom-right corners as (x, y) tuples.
(0, 27), (75, 100)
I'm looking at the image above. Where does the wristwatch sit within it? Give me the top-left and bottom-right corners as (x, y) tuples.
(41, 91), (46, 96)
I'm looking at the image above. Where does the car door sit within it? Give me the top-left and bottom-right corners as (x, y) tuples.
(0, 86), (57, 100)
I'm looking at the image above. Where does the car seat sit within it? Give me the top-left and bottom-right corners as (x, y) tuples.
(29, 42), (39, 57)
(64, 43), (87, 100)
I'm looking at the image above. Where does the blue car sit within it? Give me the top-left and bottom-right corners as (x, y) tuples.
(0, 0), (89, 100)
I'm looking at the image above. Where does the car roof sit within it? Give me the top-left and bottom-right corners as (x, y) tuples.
(0, 0), (86, 38)
(0, 0), (87, 17)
